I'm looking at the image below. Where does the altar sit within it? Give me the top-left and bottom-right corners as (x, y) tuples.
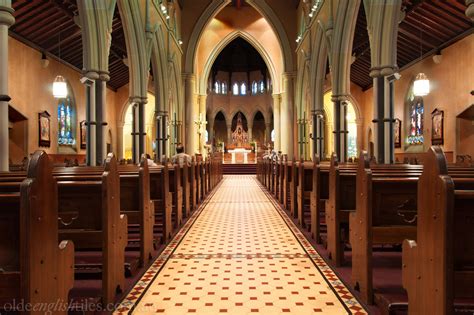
(228, 148), (252, 164)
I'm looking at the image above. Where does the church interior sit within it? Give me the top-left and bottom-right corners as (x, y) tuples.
(0, 0), (473, 314)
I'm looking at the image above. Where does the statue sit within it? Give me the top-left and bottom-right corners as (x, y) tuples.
(231, 113), (249, 147)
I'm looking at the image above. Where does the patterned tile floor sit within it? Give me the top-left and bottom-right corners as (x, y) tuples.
(115, 176), (367, 315)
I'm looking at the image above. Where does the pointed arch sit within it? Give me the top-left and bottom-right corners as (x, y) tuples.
(199, 31), (278, 95)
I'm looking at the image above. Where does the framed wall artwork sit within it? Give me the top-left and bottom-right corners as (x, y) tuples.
(431, 108), (444, 145)
(394, 118), (401, 148)
(80, 120), (87, 149)
(38, 111), (51, 147)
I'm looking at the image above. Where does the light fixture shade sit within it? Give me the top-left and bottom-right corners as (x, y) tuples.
(53, 75), (68, 98)
(413, 73), (430, 97)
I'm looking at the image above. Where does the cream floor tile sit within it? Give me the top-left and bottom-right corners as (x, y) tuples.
(117, 176), (367, 315)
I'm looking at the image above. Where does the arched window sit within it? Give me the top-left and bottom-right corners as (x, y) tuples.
(214, 81), (221, 94)
(240, 82), (247, 95)
(232, 83), (239, 95)
(252, 81), (258, 95)
(259, 81), (265, 94)
(407, 91), (424, 145)
(58, 96), (75, 145)
(346, 103), (357, 158)
(221, 82), (227, 94)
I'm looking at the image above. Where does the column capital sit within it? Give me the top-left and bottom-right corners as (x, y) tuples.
(182, 72), (196, 81)
(0, 94), (11, 102)
(282, 72), (297, 80)
(98, 71), (110, 82)
(82, 71), (100, 81)
(369, 65), (399, 78)
(0, 5), (14, 27)
(331, 94), (349, 102)
(129, 96), (148, 104)
(466, 0), (474, 21)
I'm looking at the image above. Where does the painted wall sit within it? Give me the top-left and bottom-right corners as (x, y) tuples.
(354, 34), (474, 161)
(8, 37), (119, 162)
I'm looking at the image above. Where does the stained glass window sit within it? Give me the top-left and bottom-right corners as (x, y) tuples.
(58, 97), (75, 145)
(214, 81), (221, 94)
(259, 81), (265, 93)
(407, 92), (424, 145)
(233, 83), (239, 95)
(240, 83), (247, 95)
(252, 81), (258, 95)
(221, 82), (227, 94)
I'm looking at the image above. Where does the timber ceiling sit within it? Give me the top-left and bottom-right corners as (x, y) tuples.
(8, 0), (474, 92)
(351, 0), (473, 90)
(10, 0), (128, 91)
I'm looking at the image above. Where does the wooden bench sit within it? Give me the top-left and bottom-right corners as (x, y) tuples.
(168, 163), (183, 228)
(297, 158), (316, 229)
(149, 164), (172, 243)
(56, 154), (128, 305)
(0, 151), (74, 314)
(403, 146), (474, 314)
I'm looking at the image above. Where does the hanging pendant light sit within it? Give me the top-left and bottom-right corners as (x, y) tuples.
(53, 75), (68, 98)
(413, 73), (430, 97)
(53, 32), (67, 98)
(413, 21), (429, 97)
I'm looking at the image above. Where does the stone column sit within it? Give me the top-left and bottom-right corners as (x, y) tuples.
(467, 0), (474, 21)
(248, 127), (253, 142)
(272, 94), (281, 151)
(82, 75), (97, 166)
(117, 122), (124, 160)
(332, 96), (348, 162)
(208, 118), (214, 147)
(227, 123), (232, 144)
(371, 70), (396, 164)
(198, 94), (207, 154)
(131, 103), (139, 163)
(265, 122), (271, 144)
(156, 110), (168, 161)
(281, 73), (295, 158)
(0, 3), (13, 172)
(311, 109), (324, 160)
(95, 75), (108, 164)
(356, 118), (364, 158)
(183, 73), (196, 155)
(137, 98), (147, 160)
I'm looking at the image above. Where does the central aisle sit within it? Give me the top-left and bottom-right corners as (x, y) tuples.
(116, 176), (367, 315)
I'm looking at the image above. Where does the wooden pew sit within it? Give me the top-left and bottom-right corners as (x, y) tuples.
(56, 154), (128, 305)
(326, 153), (357, 266)
(0, 151), (74, 314)
(149, 164), (172, 244)
(297, 158), (316, 229)
(403, 147), (474, 314)
(52, 156), (154, 269)
(181, 161), (191, 218)
(195, 160), (202, 203)
(189, 157), (197, 212)
(168, 163), (183, 228)
(119, 157), (154, 267)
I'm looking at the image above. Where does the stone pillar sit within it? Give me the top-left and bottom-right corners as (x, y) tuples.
(371, 71), (396, 164)
(332, 97), (348, 162)
(82, 75), (97, 166)
(248, 127), (253, 142)
(117, 122), (124, 160)
(183, 74), (197, 155)
(137, 98), (147, 160)
(265, 122), (271, 144)
(156, 110), (168, 161)
(467, 0), (474, 21)
(281, 73), (295, 158)
(0, 3), (13, 172)
(208, 118), (214, 147)
(356, 118), (364, 158)
(131, 103), (139, 163)
(95, 76), (108, 164)
(272, 94), (281, 151)
(198, 94), (207, 154)
(227, 123), (232, 144)
(311, 110), (324, 160)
